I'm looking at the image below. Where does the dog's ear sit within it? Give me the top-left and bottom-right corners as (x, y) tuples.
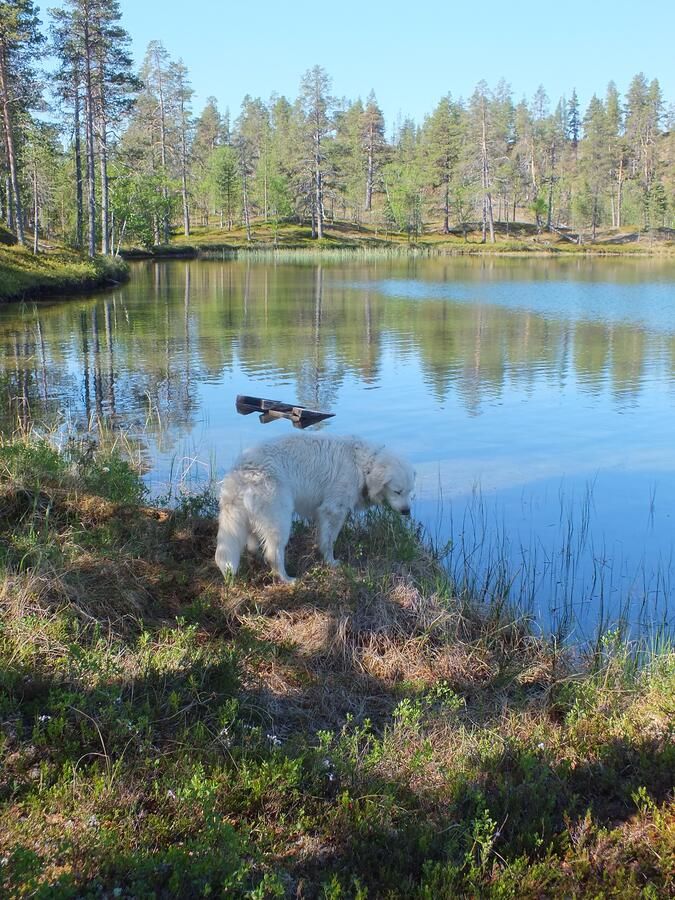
(364, 456), (389, 504)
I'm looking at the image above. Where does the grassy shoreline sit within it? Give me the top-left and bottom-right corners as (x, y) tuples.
(0, 434), (673, 897)
(127, 221), (675, 260)
(0, 245), (129, 304)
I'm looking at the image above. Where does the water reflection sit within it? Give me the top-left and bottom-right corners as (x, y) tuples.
(1, 256), (674, 633)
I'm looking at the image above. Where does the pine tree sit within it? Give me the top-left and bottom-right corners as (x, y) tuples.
(383, 118), (424, 239)
(134, 41), (173, 243)
(421, 94), (462, 233)
(192, 97), (223, 225)
(0, 0), (44, 245)
(299, 65), (334, 239)
(332, 98), (365, 222)
(170, 60), (193, 236)
(50, 8), (85, 248)
(567, 88), (580, 149)
(604, 81), (626, 227)
(205, 145), (239, 229)
(469, 82), (497, 243)
(362, 91), (385, 213)
(54, 0), (137, 256)
(577, 95), (611, 240)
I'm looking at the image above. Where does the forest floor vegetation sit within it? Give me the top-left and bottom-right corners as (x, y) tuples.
(0, 243), (129, 303)
(0, 433), (673, 897)
(148, 220), (675, 258)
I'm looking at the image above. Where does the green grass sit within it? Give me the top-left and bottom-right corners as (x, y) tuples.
(0, 434), (673, 897)
(149, 220), (675, 259)
(0, 244), (129, 303)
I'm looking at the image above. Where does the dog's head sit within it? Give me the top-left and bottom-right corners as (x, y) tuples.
(364, 448), (415, 516)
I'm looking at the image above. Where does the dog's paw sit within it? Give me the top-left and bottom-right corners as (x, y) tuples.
(273, 573), (296, 585)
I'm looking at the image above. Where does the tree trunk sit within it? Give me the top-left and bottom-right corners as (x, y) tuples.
(315, 144), (324, 239)
(263, 154), (268, 222)
(546, 143), (555, 232)
(616, 157), (624, 229)
(32, 158), (39, 254)
(480, 105), (495, 243)
(180, 101), (190, 236)
(74, 83), (84, 249)
(83, 18), (97, 257)
(182, 164), (190, 236)
(99, 126), (110, 254)
(156, 62), (170, 243)
(0, 46), (25, 245)
(242, 171), (251, 241)
(365, 130), (374, 212)
(5, 174), (13, 230)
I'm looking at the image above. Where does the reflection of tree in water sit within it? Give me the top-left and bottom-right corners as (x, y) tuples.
(610, 326), (646, 406)
(0, 258), (667, 441)
(0, 283), (202, 444)
(0, 310), (74, 430)
(295, 266), (342, 413)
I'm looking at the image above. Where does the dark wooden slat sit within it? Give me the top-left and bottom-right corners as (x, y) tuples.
(235, 394), (335, 428)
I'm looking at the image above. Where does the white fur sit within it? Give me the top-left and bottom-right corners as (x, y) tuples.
(215, 433), (415, 583)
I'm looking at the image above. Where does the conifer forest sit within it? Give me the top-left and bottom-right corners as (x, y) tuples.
(1, 0), (673, 254)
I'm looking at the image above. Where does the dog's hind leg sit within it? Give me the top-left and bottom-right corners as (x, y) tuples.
(316, 502), (349, 567)
(256, 497), (295, 583)
(215, 500), (249, 580)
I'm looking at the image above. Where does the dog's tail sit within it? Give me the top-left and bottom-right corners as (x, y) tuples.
(215, 476), (250, 579)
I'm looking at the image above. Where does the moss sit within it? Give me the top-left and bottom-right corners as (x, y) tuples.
(0, 244), (129, 303)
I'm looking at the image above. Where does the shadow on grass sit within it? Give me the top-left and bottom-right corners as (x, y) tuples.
(2, 497), (673, 896)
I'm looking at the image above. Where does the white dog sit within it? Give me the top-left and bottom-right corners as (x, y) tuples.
(215, 433), (415, 583)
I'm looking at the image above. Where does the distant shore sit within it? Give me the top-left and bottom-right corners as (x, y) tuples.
(124, 220), (675, 260)
(2, 221), (672, 305)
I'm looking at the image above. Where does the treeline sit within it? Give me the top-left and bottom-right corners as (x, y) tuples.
(1, 0), (674, 255)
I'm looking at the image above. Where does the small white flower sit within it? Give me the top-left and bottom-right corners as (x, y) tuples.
(537, 742), (545, 750)
(266, 732), (282, 747)
(101, 466), (110, 473)
(38, 715), (51, 723)
(88, 815), (99, 828)
(166, 790), (176, 800)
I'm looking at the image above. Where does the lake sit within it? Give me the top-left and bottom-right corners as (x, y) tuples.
(2, 255), (674, 638)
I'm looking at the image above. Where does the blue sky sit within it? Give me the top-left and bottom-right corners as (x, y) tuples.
(116, 0), (673, 132)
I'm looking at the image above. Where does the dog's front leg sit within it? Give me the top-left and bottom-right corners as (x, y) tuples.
(316, 503), (349, 567)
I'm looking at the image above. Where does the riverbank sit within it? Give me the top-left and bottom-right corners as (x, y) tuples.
(127, 221), (675, 259)
(0, 244), (129, 303)
(1, 433), (673, 897)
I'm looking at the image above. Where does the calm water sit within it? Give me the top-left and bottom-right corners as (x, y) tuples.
(2, 255), (675, 637)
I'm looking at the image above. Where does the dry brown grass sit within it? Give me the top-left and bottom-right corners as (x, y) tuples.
(1, 449), (673, 897)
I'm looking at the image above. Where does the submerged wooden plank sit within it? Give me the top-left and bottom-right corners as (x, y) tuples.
(235, 394), (335, 428)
